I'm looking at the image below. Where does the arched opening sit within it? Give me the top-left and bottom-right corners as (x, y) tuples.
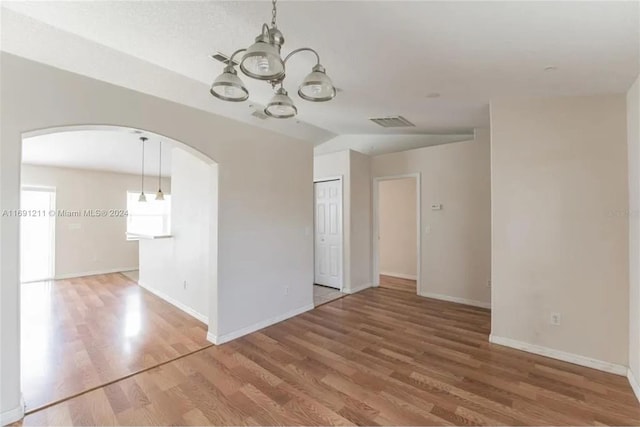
(19, 124), (218, 413)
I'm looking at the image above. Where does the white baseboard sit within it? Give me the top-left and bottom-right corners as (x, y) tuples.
(628, 369), (640, 402)
(137, 280), (208, 324)
(379, 271), (417, 281)
(344, 282), (372, 294)
(420, 291), (491, 309)
(1, 394), (24, 426)
(208, 303), (314, 345)
(489, 334), (627, 376)
(54, 267), (138, 280)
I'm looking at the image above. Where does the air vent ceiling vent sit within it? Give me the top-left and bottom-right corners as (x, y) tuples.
(210, 52), (239, 67)
(369, 116), (415, 128)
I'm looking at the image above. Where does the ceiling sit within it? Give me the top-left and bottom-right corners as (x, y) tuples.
(3, 1), (639, 154)
(23, 130), (173, 177)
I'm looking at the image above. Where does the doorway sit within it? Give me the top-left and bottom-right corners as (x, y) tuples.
(373, 174), (421, 294)
(313, 177), (345, 306)
(20, 187), (56, 283)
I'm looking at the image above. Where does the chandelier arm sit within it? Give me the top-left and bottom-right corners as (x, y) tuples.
(228, 48), (247, 65)
(283, 47), (321, 66)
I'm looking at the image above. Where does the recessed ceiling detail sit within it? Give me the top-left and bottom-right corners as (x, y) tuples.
(369, 116), (415, 128)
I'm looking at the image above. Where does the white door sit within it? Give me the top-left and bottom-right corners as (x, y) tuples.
(20, 188), (56, 282)
(314, 179), (343, 289)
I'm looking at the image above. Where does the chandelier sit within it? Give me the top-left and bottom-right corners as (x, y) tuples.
(209, 0), (336, 119)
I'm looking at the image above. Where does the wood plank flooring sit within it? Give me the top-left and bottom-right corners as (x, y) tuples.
(21, 273), (209, 412)
(19, 284), (640, 425)
(379, 274), (416, 293)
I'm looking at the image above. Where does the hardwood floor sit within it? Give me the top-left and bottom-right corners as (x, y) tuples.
(379, 274), (416, 293)
(20, 285), (640, 426)
(21, 273), (210, 412)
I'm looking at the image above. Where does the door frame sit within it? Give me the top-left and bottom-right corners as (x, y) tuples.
(20, 185), (57, 282)
(372, 173), (421, 295)
(313, 176), (344, 292)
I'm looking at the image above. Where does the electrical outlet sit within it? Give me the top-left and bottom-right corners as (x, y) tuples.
(487, 280), (491, 287)
(183, 280), (187, 289)
(550, 312), (561, 326)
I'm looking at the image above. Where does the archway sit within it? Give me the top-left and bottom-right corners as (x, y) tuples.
(18, 125), (219, 413)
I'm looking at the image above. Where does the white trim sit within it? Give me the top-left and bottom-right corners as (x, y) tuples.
(628, 369), (640, 402)
(421, 291), (491, 309)
(344, 282), (372, 294)
(313, 176), (345, 292)
(208, 303), (314, 345)
(372, 173), (421, 295)
(379, 271), (418, 281)
(489, 335), (627, 376)
(54, 267), (139, 280)
(1, 394), (24, 426)
(138, 280), (208, 324)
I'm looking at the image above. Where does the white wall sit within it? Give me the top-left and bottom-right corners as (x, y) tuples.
(0, 53), (314, 420)
(21, 164), (170, 278)
(379, 178), (417, 278)
(372, 131), (492, 307)
(313, 150), (372, 293)
(139, 148), (216, 323)
(628, 74), (640, 393)
(491, 94), (629, 369)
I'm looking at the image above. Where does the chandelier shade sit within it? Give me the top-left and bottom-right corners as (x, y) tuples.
(264, 87), (297, 119)
(298, 64), (336, 102)
(240, 37), (285, 81)
(210, 65), (249, 102)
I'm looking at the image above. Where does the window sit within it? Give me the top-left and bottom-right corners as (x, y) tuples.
(126, 191), (171, 237)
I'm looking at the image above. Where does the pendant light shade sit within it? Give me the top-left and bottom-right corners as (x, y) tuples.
(240, 35), (285, 81)
(298, 64), (336, 102)
(210, 65), (249, 102)
(155, 140), (165, 201)
(139, 136), (147, 203)
(264, 87), (297, 119)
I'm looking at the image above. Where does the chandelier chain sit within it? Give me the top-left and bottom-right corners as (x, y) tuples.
(271, 0), (277, 26)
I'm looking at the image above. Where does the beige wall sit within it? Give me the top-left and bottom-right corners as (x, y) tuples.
(491, 94), (629, 367)
(139, 147), (216, 323)
(313, 149), (372, 293)
(379, 178), (417, 278)
(349, 150), (372, 291)
(372, 131), (491, 307)
(1, 53), (314, 415)
(21, 164), (171, 278)
(628, 75), (640, 385)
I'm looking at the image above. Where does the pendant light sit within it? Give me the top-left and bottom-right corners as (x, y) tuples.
(209, 0), (336, 118)
(138, 136), (147, 202)
(155, 140), (164, 201)
(265, 85), (297, 119)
